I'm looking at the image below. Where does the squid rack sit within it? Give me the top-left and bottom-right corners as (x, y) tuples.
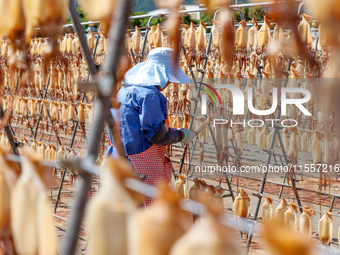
(1, 0), (340, 254)
(128, 1), (340, 253)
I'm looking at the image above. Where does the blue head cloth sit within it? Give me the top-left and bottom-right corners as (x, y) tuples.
(123, 47), (192, 89)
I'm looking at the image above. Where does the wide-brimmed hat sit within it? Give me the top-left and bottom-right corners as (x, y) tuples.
(123, 47), (192, 89)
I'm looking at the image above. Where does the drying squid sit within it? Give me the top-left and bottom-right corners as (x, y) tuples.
(11, 150), (57, 255)
(212, 186), (225, 212)
(68, 149), (77, 184)
(261, 195), (273, 222)
(0, 147), (17, 250)
(50, 102), (59, 122)
(87, 158), (143, 255)
(275, 197), (288, 224)
(130, 185), (189, 255)
(87, 31), (96, 54)
(318, 24), (328, 49)
(169, 209), (239, 255)
(324, 130), (335, 168)
(0, 0), (25, 46)
(312, 130), (322, 164)
(86, 104), (94, 124)
(282, 129), (289, 153)
(30, 139), (38, 152)
(45, 144), (51, 161)
(273, 24), (284, 45)
(211, 19), (220, 57)
(78, 102), (86, 141)
(147, 25), (157, 50)
(174, 174), (186, 198)
(284, 203), (298, 232)
(181, 84), (191, 112)
(214, 124), (223, 164)
(318, 210), (333, 245)
(196, 20), (207, 69)
(259, 17), (271, 51)
(185, 22), (197, 67)
(233, 189), (250, 236)
(301, 131), (309, 152)
(298, 13), (313, 46)
(125, 30), (132, 55)
(78, 0), (117, 32)
(23, 0), (68, 51)
(153, 23), (164, 49)
(50, 145), (57, 176)
(132, 26), (143, 62)
(263, 218), (314, 255)
(260, 71), (271, 109)
(68, 102), (77, 132)
(299, 206), (315, 238)
(189, 178), (203, 202)
(61, 102), (69, 130)
(41, 100), (49, 132)
(247, 127), (256, 146)
(220, 11), (235, 66)
(288, 127), (298, 164)
(248, 18), (259, 51)
(37, 142), (46, 159)
(58, 146), (66, 178)
(233, 125), (243, 160)
(57, 146), (66, 161)
(66, 34), (73, 55)
(235, 20), (248, 52)
(258, 126), (268, 150)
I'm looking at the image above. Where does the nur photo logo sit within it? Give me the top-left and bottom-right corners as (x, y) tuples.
(200, 83), (312, 116)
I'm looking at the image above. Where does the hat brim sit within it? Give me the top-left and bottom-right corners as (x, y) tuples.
(167, 66), (192, 85)
(123, 61), (192, 89)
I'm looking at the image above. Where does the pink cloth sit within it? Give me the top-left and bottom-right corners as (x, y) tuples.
(128, 144), (172, 206)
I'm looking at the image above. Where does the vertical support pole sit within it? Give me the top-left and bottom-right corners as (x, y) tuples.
(138, 16), (156, 63)
(69, 29), (100, 149)
(0, 106), (18, 155)
(245, 111), (280, 254)
(275, 124), (303, 213)
(178, 9), (233, 201)
(54, 7), (101, 214)
(67, 0), (97, 76)
(246, 59), (294, 254)
(330, 195), (335, 211)
(61, 0), (133, 254)
(297, 1), (305, 16)
(278, 172), (287, 198)
(33, 74), (51, 139)
(178, 9), (220, 174)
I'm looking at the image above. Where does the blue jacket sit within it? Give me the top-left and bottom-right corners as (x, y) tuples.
(107, 85), (167, 157)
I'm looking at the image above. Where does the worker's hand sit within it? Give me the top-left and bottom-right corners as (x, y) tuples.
(179, 128), (197, 144)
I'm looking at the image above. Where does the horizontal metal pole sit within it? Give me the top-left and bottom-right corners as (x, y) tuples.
(53, 214), (89, 232)
(63, 21), (101, 28)
(64, 1), (299, 28)
(128, 2), (281, 20)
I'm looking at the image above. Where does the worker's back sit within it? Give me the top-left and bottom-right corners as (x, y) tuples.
(117, 84), (167, 155)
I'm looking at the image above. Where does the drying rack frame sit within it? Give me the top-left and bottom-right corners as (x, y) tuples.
(1, 1), (339, 254)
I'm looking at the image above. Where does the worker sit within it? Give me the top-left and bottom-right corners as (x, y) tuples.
(106, 47), (196, 204)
